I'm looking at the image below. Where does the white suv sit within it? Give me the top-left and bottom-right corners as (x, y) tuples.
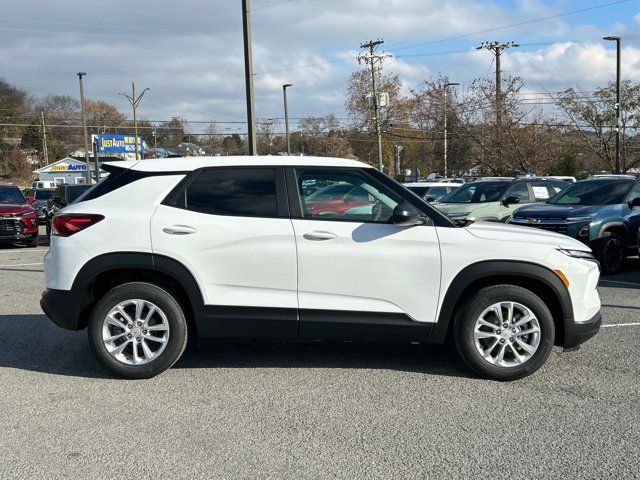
(41, 156), (602, 380)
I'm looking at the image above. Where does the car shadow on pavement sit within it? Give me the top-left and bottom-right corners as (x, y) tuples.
(599, 258), (640, 289)
(176, 339), (475, 379)
(0, 314), (474, 380)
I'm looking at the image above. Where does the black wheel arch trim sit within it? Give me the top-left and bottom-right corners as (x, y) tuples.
(72, 251), (205, 312)
(430, 260), (574, 344)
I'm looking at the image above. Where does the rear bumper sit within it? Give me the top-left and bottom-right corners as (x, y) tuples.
(40, 288), (84, 331)
(563, 311), (602, 350)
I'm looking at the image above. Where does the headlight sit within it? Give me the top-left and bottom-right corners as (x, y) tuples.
(448, 213), (471, 219)
(566, 216), (593, 222)
(557, 248), (597, 262)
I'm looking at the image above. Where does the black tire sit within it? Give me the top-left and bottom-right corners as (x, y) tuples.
(453, 285), (555, 381)
(26, 236), (38, 248)
(594, 233), (625, 275)
(88, 282), (188, 379)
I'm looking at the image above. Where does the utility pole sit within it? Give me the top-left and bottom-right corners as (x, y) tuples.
(358, 39), (388, 171)
(283, 83), (292, 155)
(77, 72), (91, 183)
(40, 109), (49, 166)
(604, 35), (622, 173)
(119, 82), (150, 160)
(475, 41), (519, 163)
(242, 0), (257, 155)
(443, 82), (459, 178)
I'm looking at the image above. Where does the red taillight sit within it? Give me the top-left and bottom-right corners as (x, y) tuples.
(52, 214), (104, 237)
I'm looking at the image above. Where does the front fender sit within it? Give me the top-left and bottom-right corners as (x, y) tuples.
(430, 260), (574, 344)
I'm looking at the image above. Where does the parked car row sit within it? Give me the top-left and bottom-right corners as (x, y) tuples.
(418, 174), (640, 275)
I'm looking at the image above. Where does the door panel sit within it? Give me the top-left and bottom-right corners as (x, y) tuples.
(151, 204), (298, 309)
(292, 219), (441, 322)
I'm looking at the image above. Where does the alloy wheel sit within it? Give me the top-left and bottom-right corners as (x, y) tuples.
(473, 301), (541, 368)
(603, 237), (624, 272)
(102, 299), (170, 365)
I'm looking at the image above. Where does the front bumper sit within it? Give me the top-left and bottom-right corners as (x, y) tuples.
(563, 311), (602, 350)
(40, 288), (85, 331)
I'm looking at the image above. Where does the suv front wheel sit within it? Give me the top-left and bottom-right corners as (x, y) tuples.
(453, 285), (555, 381)
(88, 282), (189, 379)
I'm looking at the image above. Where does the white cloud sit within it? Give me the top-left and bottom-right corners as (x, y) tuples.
(0, 0), (637, 128)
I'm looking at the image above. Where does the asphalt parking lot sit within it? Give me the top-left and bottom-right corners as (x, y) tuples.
(0, 233), (638, 479)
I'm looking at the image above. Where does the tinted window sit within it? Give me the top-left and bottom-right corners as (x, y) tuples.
(506, 183), (531, 203)
(0, 187), (26, 204)
(439, 181), (509, 203)
(296, 169), (400, 223)
(549, 180), (633, 206)
(186, 168), (277, 217)
(425, 186), (449, 200)
(34, 190), (54, 200)
(530, 183), (551, 202)
(68, 185), (92, 203)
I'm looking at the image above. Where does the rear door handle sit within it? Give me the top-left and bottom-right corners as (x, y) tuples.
(163, 225), (197, 235)
(303, 231), (337, 241)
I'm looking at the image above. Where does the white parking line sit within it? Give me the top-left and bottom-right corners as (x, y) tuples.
(602, 322), (640, 328)
(0, 249), (48, 254)
(0, 262), (43, 267)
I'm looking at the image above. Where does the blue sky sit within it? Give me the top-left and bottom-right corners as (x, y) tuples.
(0, 0), (638, 134)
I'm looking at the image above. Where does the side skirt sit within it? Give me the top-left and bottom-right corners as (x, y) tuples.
(195, 306), (433, 342)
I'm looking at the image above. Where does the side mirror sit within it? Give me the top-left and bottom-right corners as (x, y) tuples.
(502, 195), (520, 206)
(27, 197), (36, 204)
(628, 197), (640, 208)
(393, 202), (427, 227)
(425, 196), (436, 202)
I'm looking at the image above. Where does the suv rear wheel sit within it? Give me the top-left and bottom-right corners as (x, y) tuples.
(453, 285), (555, 381)
(88, 282), (188, 379)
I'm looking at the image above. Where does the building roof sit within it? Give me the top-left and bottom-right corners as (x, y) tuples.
(33, 157), (108, 174)
(104, 156), (369, 172)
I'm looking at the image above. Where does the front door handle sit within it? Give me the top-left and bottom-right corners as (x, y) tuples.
(163, 225), (197, 235)
(303, 231), (337, 241)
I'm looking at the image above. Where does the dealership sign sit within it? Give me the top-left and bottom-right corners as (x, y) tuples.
(97, 134), (142, 154)
(50, 163), (87, 172)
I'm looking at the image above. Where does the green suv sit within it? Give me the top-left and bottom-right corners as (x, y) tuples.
(434, 178), (568, 225)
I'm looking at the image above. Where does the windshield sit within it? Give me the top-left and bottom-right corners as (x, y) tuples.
(33, 190), (53, 200)
(548, 180), (633, 205)
(438, 181), (509, 204)
(69, 185), (91, 203)
(0, 187), (26, 204)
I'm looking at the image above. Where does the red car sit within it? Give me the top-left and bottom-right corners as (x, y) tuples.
(305, 184), (373, 217)
(0, 184), (39, 248)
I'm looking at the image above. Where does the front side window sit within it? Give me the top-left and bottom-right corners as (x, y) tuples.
(296, 169), (400, 223)
(439, 181), (509, 204)
(505, 183), (531, 203)
(424, 186), (449, 200)
(186, 168), (278, 217)
(531, 183), (551, 202)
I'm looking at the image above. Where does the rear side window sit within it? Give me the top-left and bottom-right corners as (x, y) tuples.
(185, 168), (278, 217)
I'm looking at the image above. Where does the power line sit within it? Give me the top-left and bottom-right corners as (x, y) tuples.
(391, 0), (630, 52)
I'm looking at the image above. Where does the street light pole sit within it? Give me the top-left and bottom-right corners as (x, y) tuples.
(443, 82), (459, 178)
(77, 72), (91, 183)
(604, 35), (622, 173)
(119, 83), (150, 161)
(283, 84), (292, 155)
